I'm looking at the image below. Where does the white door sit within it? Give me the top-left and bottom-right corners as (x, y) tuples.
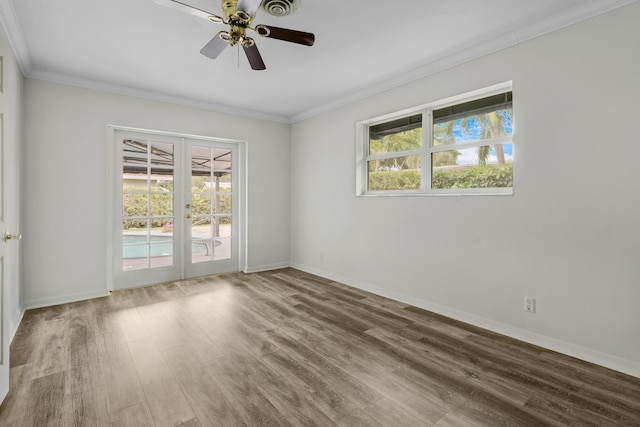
(185, 140), (238, 278)
(0, 112), (7, 403)
(111, 129), (241, 290)
(113, 130), (183, 289)
(0, 94), (21, 400)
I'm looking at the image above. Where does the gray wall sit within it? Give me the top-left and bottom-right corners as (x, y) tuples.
(22, 80), (291, 306)
(290, 4), (640, 375)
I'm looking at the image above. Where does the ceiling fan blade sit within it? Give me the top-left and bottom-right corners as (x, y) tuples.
(154, 0), (223, 22)
(243, 43), (266, 70)
(200, 33), (229, 59)
(256, 25), (315, 46)
(236, 0), (263, 17)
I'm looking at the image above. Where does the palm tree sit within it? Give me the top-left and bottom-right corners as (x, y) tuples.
(460, 108), (512, 165)
(433, 120), (460, 167)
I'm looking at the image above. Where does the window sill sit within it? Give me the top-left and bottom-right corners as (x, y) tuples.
(358, 188), (514, 197)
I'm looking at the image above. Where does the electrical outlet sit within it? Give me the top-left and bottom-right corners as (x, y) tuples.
(524, 297), (536, 313)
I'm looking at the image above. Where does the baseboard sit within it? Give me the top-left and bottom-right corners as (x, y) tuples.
(10, 306), (25, 344)
(291, 262), (640, 379)
(244, 262), (291, 274)
(22, 289), (111, 311)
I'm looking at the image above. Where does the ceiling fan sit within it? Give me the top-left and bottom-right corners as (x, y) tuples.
(155, 0), (315, 70)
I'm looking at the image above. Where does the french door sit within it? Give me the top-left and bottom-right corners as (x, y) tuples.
(111, 129), (240, 290)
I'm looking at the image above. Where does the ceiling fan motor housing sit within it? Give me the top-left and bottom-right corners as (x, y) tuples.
(261, 0), (299, 16)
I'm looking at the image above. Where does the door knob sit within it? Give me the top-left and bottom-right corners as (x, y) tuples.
(186, 214), (191, 219)
(4, 231), (21, 243)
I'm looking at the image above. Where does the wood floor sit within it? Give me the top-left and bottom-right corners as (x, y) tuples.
(1, 269), (639, 426)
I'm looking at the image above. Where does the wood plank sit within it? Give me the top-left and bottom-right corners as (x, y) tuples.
(432, 412), (480, 427)
(265, 329), (384, 409)
(61, 386), (110, 427)
(28, 317), (70, 380)
(257, 345), (362, 421)
(113, 307), (150, 343)
(2, 268), (639, 426)
(109, 402), (156, 427)
(29, 371), (67, 425)
(127, 338), (195, 426)
(363, 397), (432, 427)
(103, 361), (147, 414)
(204, 356), (294, 426)
(163, 345), (249, 427)
(256, 372), (339, 427)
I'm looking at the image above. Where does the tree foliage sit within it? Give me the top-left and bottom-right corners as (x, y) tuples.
(369, 128), (422, 171)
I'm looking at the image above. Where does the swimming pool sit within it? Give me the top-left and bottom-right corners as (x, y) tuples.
(123, 235), (211, 258)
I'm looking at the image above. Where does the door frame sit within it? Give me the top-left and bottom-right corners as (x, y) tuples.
(106, 125), (248, 291)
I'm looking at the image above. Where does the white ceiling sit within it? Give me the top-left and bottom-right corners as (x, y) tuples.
(0, 0), (636, 122)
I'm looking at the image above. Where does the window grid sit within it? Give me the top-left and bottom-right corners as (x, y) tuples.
(359, 84), (513, 196)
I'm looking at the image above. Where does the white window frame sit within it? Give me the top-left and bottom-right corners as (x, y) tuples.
(356, 82), (514, 196)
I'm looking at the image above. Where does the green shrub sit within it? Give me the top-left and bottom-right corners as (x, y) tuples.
(433, 164), (513, 189)
(368, 164), (512, 191)
(368, 170), (421, 191)
(123, 186), (232, 230)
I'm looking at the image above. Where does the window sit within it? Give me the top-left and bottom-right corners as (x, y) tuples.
(357, 83), (513, 195)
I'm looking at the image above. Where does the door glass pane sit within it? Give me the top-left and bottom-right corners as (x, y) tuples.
(123, 245), (149, 272)
(149, 241), (174, 269)
(215, 217), (232, 237)
(214, 238), (232, 261)
(122, 139), (175, 271)
(191, 145), (232, 264)
(192, 194), (212, 215)
(192, 240), (213, 264)
(213, 148), (232, 171)
(150, 142), (174, 170)
(218, 171), (232, 192)
(192, 219), (212, 239)
(123, 193), (149, 218)
(215, 194), (231, 215)
(123, 139), (149, 170)
(150, 194), (173, 216)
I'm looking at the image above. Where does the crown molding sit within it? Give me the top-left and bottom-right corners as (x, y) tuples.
(0, 0), (32, 73)
(27, 68), (291, 124)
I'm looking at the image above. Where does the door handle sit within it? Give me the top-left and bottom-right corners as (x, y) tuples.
(4, 231), (21, 243)
(186, 214), (191, 219)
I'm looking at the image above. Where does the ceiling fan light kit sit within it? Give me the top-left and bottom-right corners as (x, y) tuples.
(156, 0), (314, 70)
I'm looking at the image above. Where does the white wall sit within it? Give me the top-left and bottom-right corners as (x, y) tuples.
(22, 80), (290, 306)
(0, 23), (23, 339)
(291, 4), (640, 376)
